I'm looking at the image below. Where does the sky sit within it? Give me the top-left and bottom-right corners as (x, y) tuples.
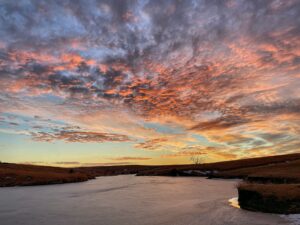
(0, 0), (300, 167)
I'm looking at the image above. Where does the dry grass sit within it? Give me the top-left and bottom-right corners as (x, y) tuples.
(238, 183), (300, 200)
(198, 153), (300, 171)
(1, 153), (300, 186)
(217, 159), (300, 182)
(0, 163), (90, 187)
(237, 182), (300, 213)
(136, 153), (300, 176)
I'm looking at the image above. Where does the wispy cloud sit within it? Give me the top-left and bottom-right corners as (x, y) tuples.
(54, 161), (80, 165)
(32, 131), (131, 143)
(109, 157), (152, 161)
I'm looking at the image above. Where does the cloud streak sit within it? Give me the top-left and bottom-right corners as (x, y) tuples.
(31, 131), (131, 143)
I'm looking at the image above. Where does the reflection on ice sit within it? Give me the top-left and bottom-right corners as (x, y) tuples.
(229, 197), (240, 209)
(0, 176), (289, 225)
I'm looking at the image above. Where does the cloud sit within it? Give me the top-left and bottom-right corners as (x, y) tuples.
(109, 156), (151, 161)
(80, 162), (133, 167)
(244, 99), (300, 115)
(134, 138), (168, 150)
(0, 0), (300, 162)
(161, 151), (205, 158)
(161, 145), (238, 161)
(0, 128), (31, 136)
(54, 161), (80, 165)
(257, 132), (290, 143)
(189, 116), (252, 131)
(32, 131), (131, 143)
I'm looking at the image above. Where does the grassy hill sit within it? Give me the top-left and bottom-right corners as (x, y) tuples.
(1, 153), (300, 186)
(0, 163), (91, 187)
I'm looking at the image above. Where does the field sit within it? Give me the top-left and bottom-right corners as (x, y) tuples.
(237, 183), (300, 214)
(0, 163), (91, 187)
(1, 153), (300, 187)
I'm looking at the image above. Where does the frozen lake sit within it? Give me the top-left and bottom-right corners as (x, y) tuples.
(0, 175), (296, 225)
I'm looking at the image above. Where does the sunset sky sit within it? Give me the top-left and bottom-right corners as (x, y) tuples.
(0, 0), (300, 166)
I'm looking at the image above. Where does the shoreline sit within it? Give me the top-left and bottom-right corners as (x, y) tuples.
(237, 183), (300, 214)
(1, 153), (300, 214)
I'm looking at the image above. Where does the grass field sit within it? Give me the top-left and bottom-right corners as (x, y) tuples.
(1, 153), (300, 187)
(213, 159), (300, 182)
(0, 163), (91, 187)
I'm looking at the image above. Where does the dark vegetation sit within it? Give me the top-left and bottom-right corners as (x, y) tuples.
(135, 153), (300, 178)
(0, 163), (92, 187)
(1, 153), (300, 214)
(237, 183), (300, 214)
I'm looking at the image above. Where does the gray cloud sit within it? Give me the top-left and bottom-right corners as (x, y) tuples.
(32, 130), (131, 143)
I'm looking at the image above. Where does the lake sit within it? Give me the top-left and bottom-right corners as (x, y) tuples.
(0, 175), (297, 225)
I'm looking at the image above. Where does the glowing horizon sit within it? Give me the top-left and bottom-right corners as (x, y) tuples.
(0, 0), (300, 167)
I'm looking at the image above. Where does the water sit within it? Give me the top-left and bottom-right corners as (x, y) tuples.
(0, 175), (294, 225)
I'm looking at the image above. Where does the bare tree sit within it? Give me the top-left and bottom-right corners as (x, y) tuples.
(190, 155), (204, 167)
